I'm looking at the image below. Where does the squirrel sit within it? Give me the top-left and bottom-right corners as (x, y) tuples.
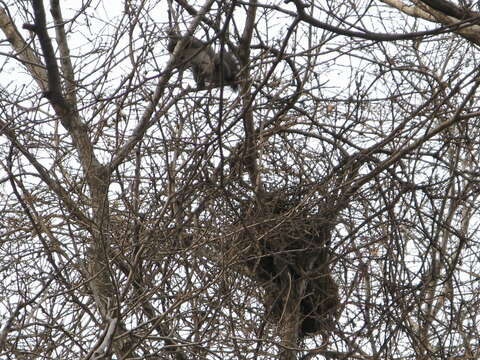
(167, 32), (239, 91)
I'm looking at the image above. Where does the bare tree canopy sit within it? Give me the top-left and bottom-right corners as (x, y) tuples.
(1, 0), (479, 359)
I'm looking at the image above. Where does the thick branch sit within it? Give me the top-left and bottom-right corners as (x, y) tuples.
(239, 0), (259, 187)
(288, 0), (462, 41)
(381, 0), (480, 45)
(24, 0), (69, 111)
(50, 0), (77, 107)
(419, 0), (476, 19)
(0, 7), (48, 91)
(379, 0), (436, 22)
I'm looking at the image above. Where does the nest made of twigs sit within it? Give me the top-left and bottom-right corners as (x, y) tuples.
(236, 191), (340, 338)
